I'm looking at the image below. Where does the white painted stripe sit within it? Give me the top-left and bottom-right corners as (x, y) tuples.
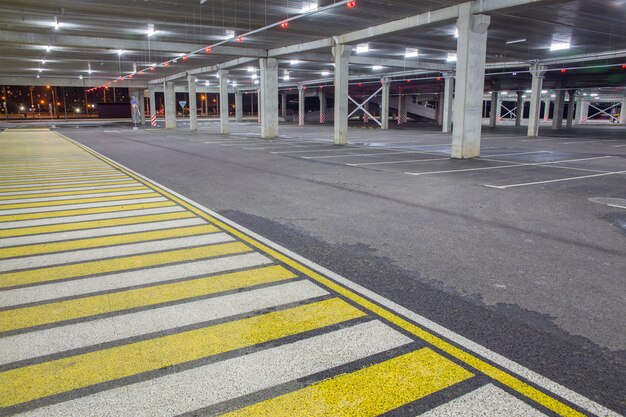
(0, 182), (141, 196)
(0, 197), (167, 216)
(483, 170), (626, 189)
(405, 156), (615, 176)
(418, 384), (547, 417)
(0, 206), (183, 229)
(20, 320), (410, 417)
(0, 218), (205, 248)
(0, 280), (327, 366)
(0, 233), (232, 272)
(69, 134), (623, 417)
(0, 189), (152, 205)
(0, 173), (127, 184)
(0, 178), (132, 190)
(0, 252), (272, 308)
(348, 157), (448, 166)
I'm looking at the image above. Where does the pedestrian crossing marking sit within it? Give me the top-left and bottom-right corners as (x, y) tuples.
(222, 348), (473, 417)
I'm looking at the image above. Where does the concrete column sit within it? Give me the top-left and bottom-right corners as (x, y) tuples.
(398, 94), (407, 124)
(148, 87), (156, 124)
(257, 88), (262, 124)
(574, 98), (583, 125)
(319, 88), (327, 124)
(235, 91), (243, 122)
(527, 64), (546, 137)
(620, 96), (626, 125)
(437, 94), (444, 126)
(136, 89), (146, 125)
(333, 43), (352, 145)
(260, 58), (279, 139)
(442, 73), (454, 133)
(381, 78), (390, 130)
(566, 90), (576, 128)
(451, 6), (490, 159)
(164, 81), (176, 129)
(543, 98), (550, 122)
(298, 85), (305, 127)
(489, 91), (499, 128)
(363, 101), (370, 123)
(187, 75), (197, 131)
(281, 94), (287, 118)
(578, 100), (589, 124)
(218, 70), (229, 134)
(552, 89), (566, 130)
(515, 91), (524, 126)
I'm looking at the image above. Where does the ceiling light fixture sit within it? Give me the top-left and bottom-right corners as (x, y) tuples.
(301, 2), (319, 13)
(405, 48), (418, 58)
(290, 60), (299, 65)
(446, 53), (457, 62)
(356, 43), (369, 53)
(372, 65), (383, 71)
(53, 16), (60, 30)
(147, 24), (156, 37)
(506, 38), (527, 45)
(321, 70), (330, 76)
(550, 41), (570, 51)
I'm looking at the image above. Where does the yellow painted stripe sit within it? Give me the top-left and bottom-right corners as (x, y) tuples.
(0, 241), (250, 289)
(0, 298), (363, 407)
(0, 224), (218, 259)
(0, 185), (148, 201)
(0, 211), (195, 238)
(0, 201), (176, 223)
(0, 175), (127, 187)
(66, 135), (587, 417)
(0, 166), (112, 174)
(1, 265), (294, 332)
(0, 180), (138, 193)
(223, 348), (473, 417)
(0, 192), (160, 210)
(0, 170), (120, 180)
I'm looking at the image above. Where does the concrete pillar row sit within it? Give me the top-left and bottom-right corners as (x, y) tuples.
(527, 64), (546, 137)
(297, 85), (305, 127)
(218, 70), (229, 134)
(257, 88), (262, 124)
(381, 77), (391, 130)
(164, 81), (176, 130)
(489, 91), (499, 128)
(260, 58), (279, 139)
(235, 91), (243, 122)
(543, 98), (551, 122)
(515, 91), (524, 127)
(442, 73), (454, 133)
(566, 90), (576, 128)
(333, 43), (352, 145)
(187, 75), (197, 131)
(578, 100), (590, 124)
(620, 95), (626, 125)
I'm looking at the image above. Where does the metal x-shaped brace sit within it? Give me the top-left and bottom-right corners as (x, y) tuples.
(500, 103), (518, 119)
(348, 86), (383, 127)
(588, 103), (620, 122)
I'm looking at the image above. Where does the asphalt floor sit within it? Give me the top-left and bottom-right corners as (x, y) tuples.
(0, 121), (624, 416)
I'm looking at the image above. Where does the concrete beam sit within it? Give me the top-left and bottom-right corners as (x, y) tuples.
(0, 30), (266, 58)
(150, 57), (259, 84)
(0, 76), (147, 88)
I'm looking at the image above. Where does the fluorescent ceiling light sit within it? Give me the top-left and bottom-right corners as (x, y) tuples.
(205, 81), (210, 86)
(321, 70), (330, 76)
(506, 38), (526, 45)
(301, 2), (318, 13)
(251, 73), (258, 79)
(283, 70), (290, 80)
(372, 65), (383, 71)
(247, 66), (255, 72)
(254, 79), (259, 85)
(116, 50), (125, 56)
(405, 48), (419, 58)
(550, 41), (570, 51)
(147, 24), (156, 37)
(454, 28), (458, 38)
(356, 43), (369, 53)
(53, 16), (60, 30)
(590, 93), (598, 97)
(45, 45), (51, 51)
(224, 30), (235, 40)
(41, 59), (46, 64)
(446, 53), (457, 62)
(290, 60), (300, 65)
(79, 75), (83, 79)
(525, 90), (532, 93)
(541, 90), (548, 94)
(501, 91), (508, 95)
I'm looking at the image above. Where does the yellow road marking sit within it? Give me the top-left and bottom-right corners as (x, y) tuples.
(0, 211), (194, 237)
(0, 185), (148, 201)
(0, 241), (250, 289)
(0, 298), (364, 408)
(0, 169), (120, 180)
(223, 348), (473, 417)
(1, 265), (294, 332)
(0, 224), (218, 259)
(0, 180), (138, 193)
(0, 192), (160, 210)
(62, 134), (586, 417)
(0, 175), (127, 187)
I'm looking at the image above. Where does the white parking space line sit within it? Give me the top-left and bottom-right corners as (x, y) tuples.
(348, 151), (552, 167)
(483, 170), (626, 189)
(405, 156), (615, 176)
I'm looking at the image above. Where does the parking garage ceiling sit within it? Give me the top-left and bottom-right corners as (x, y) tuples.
(0, 0), (625, 87)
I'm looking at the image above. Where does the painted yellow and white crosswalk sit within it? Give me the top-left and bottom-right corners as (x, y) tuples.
(0, 129), (614, 417)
